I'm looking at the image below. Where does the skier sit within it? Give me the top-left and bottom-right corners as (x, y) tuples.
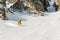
(18, 20), (22, 26)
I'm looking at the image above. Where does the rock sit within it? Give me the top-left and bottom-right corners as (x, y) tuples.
(54, 0), (60, 11)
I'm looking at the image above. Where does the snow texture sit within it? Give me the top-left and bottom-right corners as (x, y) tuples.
(0, 0), (60, 40)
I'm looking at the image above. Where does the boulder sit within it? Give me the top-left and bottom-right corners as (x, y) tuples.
(54, 0), (60, 11)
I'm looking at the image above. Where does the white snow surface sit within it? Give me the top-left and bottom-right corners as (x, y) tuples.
(0, 0), (60, 40)
(0, 10), (60, 40)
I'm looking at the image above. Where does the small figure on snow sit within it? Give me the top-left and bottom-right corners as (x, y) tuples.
(18, 20), (22, 26)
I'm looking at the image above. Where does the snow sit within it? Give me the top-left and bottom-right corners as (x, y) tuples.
(49, 0), (54, 6)
(0, 10), (60, 40)
(0, 0), (60, 40)
(6, 1), (16, 8)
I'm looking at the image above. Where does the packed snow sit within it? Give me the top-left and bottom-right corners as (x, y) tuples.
(0, 0), (60, 40)
(0, 10), (60, 40)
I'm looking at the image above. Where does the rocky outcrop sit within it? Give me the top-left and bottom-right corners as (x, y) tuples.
(40, 0), (50, 11)
(54, 0), (60, 11)
(13, 0), (50, 12)
(12, 0), (50, 16)
(0, 0), (7, 20)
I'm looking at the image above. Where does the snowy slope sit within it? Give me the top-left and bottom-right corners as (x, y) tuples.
(0, 0), (60, 40)
(0, 10), (60, 40)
